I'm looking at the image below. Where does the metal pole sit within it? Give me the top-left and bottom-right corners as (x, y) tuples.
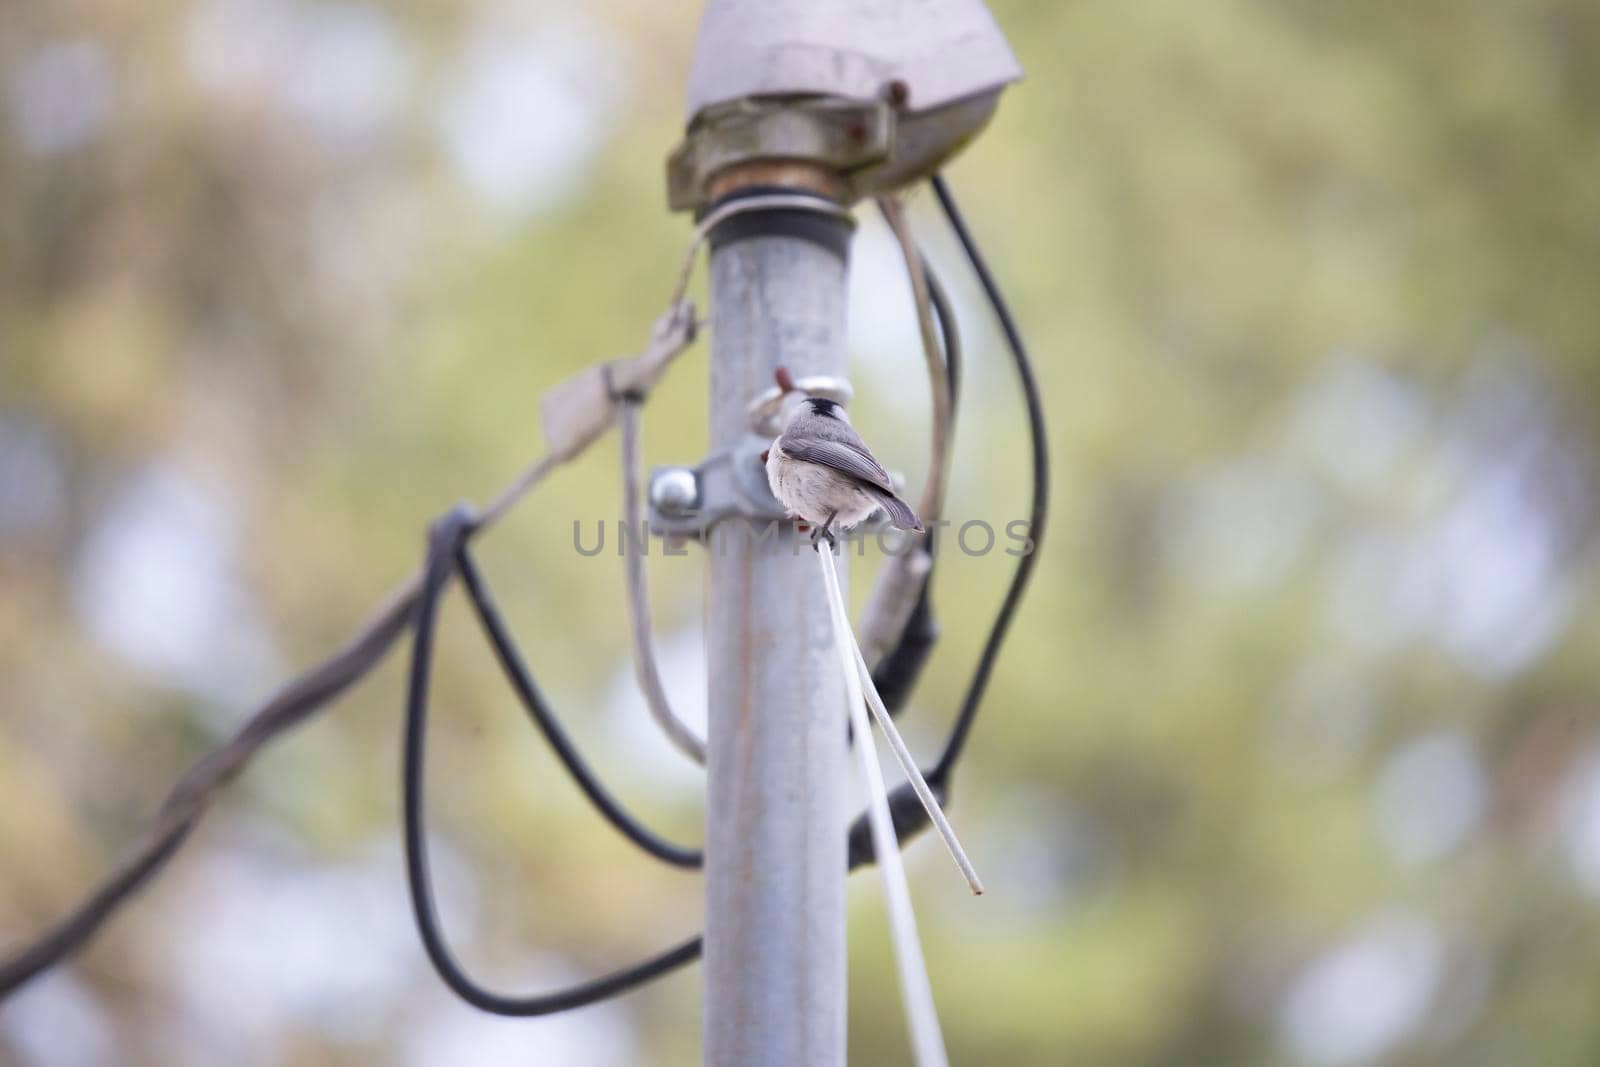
(675, 8), (1018, 1061)
(703, 210), (852, 1066)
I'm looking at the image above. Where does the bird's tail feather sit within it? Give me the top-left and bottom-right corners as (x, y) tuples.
(871, 489), (924, 533)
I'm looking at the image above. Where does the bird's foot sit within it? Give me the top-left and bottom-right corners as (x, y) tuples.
(810, 511), (838, 551)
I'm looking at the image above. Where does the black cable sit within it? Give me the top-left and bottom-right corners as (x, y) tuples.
(849, 240), (968, 844)
(846, 772), (949, 869)
(454, 540), (702, 868)
(868, 250), (962, 713)
(407, 498), (964, 1013)
(404, 505), (702, 1015)
(404, 286), (974, 1011)
(927, 173), (1050, 787)
(3, 176), (1032, 1011)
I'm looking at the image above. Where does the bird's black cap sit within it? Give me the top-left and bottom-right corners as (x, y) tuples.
(804, 397), (842, 417)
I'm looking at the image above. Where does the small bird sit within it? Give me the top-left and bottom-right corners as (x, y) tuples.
(765, 394), (924, 548)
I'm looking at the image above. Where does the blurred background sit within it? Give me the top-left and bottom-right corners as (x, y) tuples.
(3, 1), (1599, 1064)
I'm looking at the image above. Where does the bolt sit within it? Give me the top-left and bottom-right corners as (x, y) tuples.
(649, 467), (701, 515)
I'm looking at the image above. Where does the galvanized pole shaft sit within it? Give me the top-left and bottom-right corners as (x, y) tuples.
(703, 216), (852, 1067)
(677, 6), (1019, 1061)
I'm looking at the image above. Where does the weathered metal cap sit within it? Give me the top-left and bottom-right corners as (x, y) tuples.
(682, 0), (1021, 120)
(669, 0), (1022, 211)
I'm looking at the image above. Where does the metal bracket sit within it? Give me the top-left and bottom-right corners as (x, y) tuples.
(667, 97), (893, 213)
(648, 435), (910, 542)
(666, 90), (1011, 213)
(649, 434), (788, 539)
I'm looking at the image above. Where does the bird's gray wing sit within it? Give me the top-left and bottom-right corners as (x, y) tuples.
(867, 487), (923, 532)
(778, 436), (895, 494)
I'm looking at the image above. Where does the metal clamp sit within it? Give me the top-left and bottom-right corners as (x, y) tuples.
(668, 97), (893, 213)
(648, 435), (909, 542)
(648, 435), (788, 539)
